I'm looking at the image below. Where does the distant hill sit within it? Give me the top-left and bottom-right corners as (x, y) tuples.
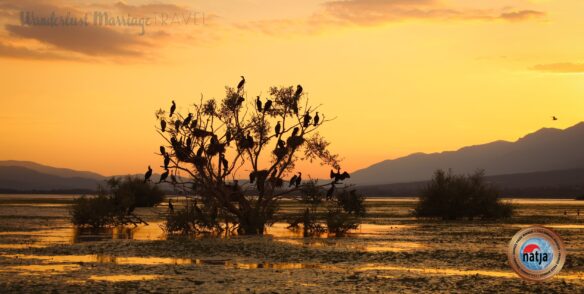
(0, 166), (103, 192)
(0, 160), (105, 180)
(350, 122), (584, 185)
(358, 168), (584, 198)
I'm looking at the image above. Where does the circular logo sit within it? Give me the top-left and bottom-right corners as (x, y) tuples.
(508, 226), (566, 281)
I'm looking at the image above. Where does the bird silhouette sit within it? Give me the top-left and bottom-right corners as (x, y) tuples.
(246, 132), (254, 148)
(552, 116), (558, 121)
(159, 169), (169, 183)
(160, 120), (167, 132)
(314, 112), (320, 126)
(303, 112), (312, 128)
(174, 120), (181, 130)
(326, 183), (335, 200)
(237, 76), (245, 93)
(295, 172), (302, 187)
(294, 85), (303, 100)
(256, 96), (263, 112)
(183, 113), (193, 127)
(289, 174), (298, 187)
(170, 100), (176, 117)
(144, 166), (153, 182)
(220, 154), (229, 172)
(159, 146), (166, 155)
(275, 121), (281, 136)
(330, 169), (336, 179)
(291, 127), (299, 137)
(190, 119), (198, 129)
(236, 96), (245, 107)
(278, 139), (286, 149)
(163, 153), (170, 169)
(264, 99), (272, 112)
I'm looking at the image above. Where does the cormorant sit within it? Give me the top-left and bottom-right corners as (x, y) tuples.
(159, 169), (169, 183)
(236, 96), (245, 107)
(264, 99), (272, 112)
(144, 166), (152, 182)
(164, 153), (170, 169)
(295, 172), (302, 187)
(291, 127), (299, 137)
(303, 112), (311, 128)
(190, 119), (198, 129)
(160, 120), (167, 132)
(289, 174), (298, 187)
(170, 100), (176, 117)
(313, 112), (320, 126)
(294, 85), (303, 100)
(160, 146), (165, 155)
(237, 76), (245, 92)
(183, 113), (193, 127)
(256, 96), (263, 112)
(275, 121), (281, 136)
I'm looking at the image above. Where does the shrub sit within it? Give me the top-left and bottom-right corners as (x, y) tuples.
(70, 177), (161, 228)
(415, 169), (513, 220)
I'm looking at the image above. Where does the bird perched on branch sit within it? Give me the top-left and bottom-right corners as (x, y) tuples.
(170, 100), (176, 117)
(330, 169), (350, 183)
(159, 169), (169, 183)
(291, 127), (299, 137)
(159, 146), (166, 155)
(237, 76), (245, 93)
(295, 172), (302, 187)
(314, 112), (320, 126)
(294, 85), (303, 100)
(256, 96), (263, 112)
(144, 166), (152, 183)
(289, 174), (298, 187)
(275, 121), (281, 136)
(163, 153), (170, 169)
(160, 120), (167, 132)
(183, 113), (193, 127)
(303, 112), (312, 128)
(264, 99), (272, 112)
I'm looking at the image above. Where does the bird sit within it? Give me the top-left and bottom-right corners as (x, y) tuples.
(236, 96), (245, 107)
(183, 113), (193, 127)
(294, 85), (303, 100)
(291, 127), (299, 137)
(160, 120), (167, 132)
(326, 184), (335, 199)
(277, 139), (286, 149)
(292, 102), (299, 115)
(159, 169), (169, 183)
(144, 166), (153, 182)
(330, 169), (336, 179)
(275, 121), (281, 136)
(246, 132), (254, 148)
(174, 120), (181, 130)
(237, 76), (245, 92)
(170, 100), (176, 117)
(552, 116), (558, 121)
(190, 119), (198, 129)
(256, 96), (263, 112)
(159, 146), (166, 155)
(303, 112), (311, 128)
(313, 112), (320, 126)
(289, 174), (298, 187)
(220, 154), (229, 172)
(163, 153), (170, 169)
(295, 172), (302, 187)
(264, 99), (272, 112)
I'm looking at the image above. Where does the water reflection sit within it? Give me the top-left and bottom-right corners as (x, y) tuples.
(356, 265), (584, 280)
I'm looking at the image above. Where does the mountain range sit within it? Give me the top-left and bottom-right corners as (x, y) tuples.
(350, 122), (584, 186)
(1, 122), (584, 196)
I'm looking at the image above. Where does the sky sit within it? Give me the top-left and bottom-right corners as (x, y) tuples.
(1, 0), (584, 178)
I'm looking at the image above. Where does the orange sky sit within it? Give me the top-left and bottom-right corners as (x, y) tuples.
(1, 0), (584, 178)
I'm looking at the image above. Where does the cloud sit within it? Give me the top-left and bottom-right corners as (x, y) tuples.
(0, 0), (209, 61)
(0, 41), (80, 60)
(531, 63), (584, 73)
(319, 0), (546, 25)
(499, 10), (545, 22)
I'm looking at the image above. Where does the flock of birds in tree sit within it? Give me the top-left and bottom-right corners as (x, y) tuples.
(145, 76), (351, 194)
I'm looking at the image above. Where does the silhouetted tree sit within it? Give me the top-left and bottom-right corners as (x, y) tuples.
(152, 80), (360, 235)
(415, 169), (513, 220)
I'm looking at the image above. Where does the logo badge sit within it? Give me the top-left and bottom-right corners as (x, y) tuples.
(508, 226), (566, 281)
